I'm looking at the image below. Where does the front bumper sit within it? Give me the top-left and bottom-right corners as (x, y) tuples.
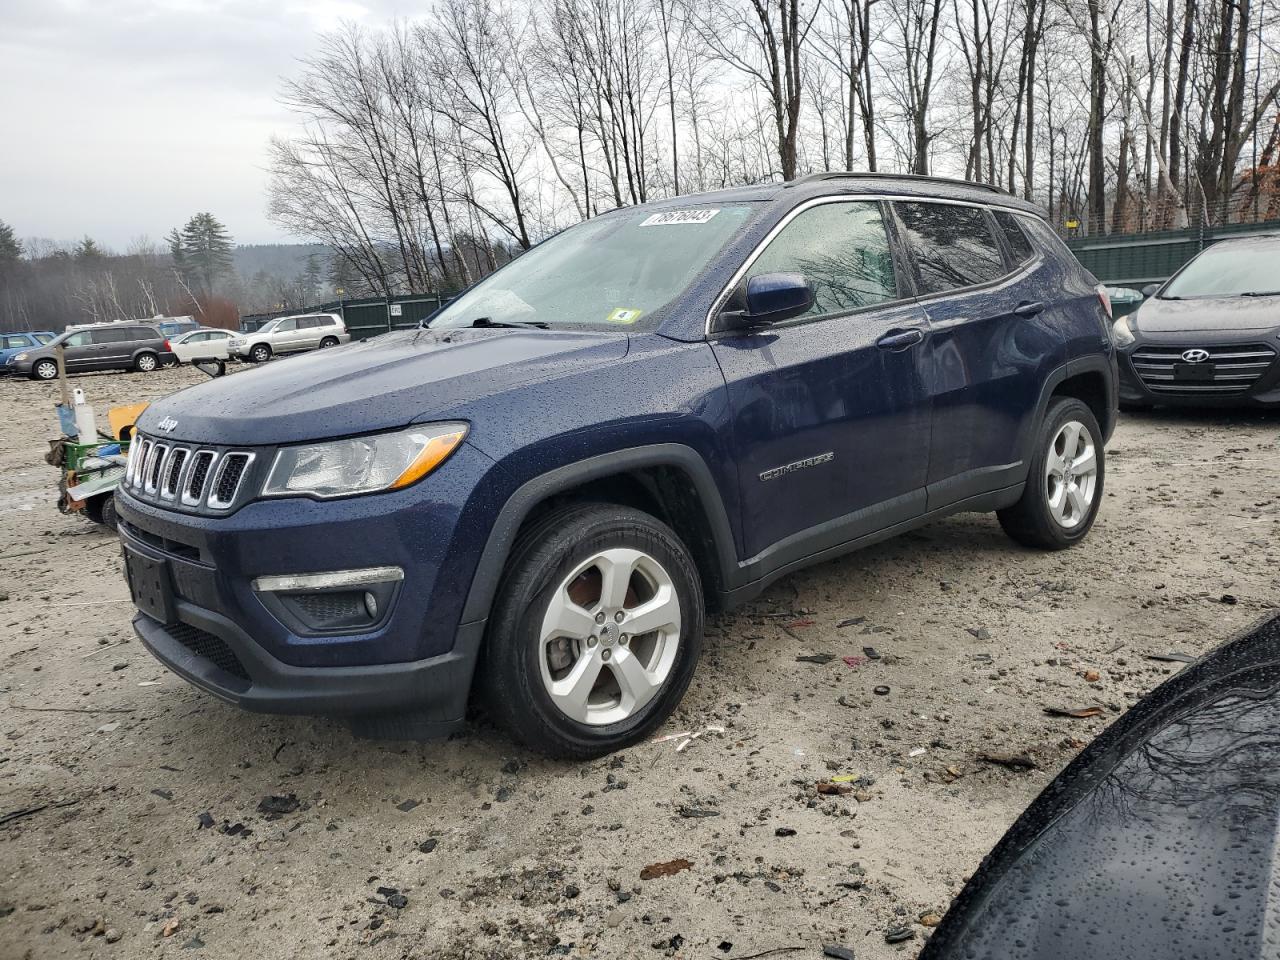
(1118, 331), (1280, 407)
(133, 604), (483, 727)
(115, 439), (501, 723)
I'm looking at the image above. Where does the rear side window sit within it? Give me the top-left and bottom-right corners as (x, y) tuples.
(90, 329), (126, 344)
(993, 210), (1035, 264)
(745, 201), (898, 319)
(35, 334), (53, 344)
(895, 202), (1006, 294)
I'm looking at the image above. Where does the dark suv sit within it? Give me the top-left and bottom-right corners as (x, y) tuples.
(116, 174), (1118, 758)
(13, 322), (174, 379)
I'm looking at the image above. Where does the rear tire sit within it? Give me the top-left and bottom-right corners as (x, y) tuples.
(32, 359), (58, 381)
(481, 502), (704, 759)
(998, 397), (1104, 550)
(134, 352), (158, 373)
(319, 336), (339, 348)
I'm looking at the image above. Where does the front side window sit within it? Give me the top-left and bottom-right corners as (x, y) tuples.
(430, 203), (757, 331)
(275, 318), (298, 332)
(895, 202), (1006, 294)
(744, 201), (898, 320)
(65, 332), (91, 347)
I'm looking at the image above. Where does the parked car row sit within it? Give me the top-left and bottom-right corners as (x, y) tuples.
(2, 313), (350, 379)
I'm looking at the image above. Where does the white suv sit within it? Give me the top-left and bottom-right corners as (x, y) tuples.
(228, 313), (350, 363)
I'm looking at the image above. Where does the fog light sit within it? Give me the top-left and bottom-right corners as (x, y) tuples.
(364, 592), (378, 618)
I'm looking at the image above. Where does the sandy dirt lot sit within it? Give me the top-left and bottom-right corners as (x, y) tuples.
(1, 364), (1277, 960)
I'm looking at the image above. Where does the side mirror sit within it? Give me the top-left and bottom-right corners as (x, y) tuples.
(720, 273), (815, 331)
(1141, 283), (1160, 298)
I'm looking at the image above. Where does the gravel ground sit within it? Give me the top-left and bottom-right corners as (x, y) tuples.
(2, 364), (1277, 960)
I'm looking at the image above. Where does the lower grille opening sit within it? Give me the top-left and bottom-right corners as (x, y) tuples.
(167, 622), (251, 683)
(290, 591), (367, 624)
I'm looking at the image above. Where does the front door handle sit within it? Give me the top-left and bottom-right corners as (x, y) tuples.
(876, 328), (925, 351)
(1013, 300), (1046, 318)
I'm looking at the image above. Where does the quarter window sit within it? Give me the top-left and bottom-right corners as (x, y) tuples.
(745, 201), (897, 320)
(895, 202), (1006, 294)
(993, 210), (1035, 264)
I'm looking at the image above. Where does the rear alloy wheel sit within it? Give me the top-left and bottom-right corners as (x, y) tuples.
(32, 359), (58, 381)
(250, 343), (272, 363)
(483, 503), (704, 759)
(319, 336), (339, 348)
(998, 396), (1104, 549)
(134, 352), (158, 373)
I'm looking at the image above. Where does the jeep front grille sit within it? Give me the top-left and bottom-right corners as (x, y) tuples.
(124, 434), (257, 514)
(1131, 343), (1277, 395)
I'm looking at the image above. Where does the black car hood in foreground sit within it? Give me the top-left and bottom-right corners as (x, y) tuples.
(1135, 295), (1280, 333)
(135, 328), (629, 445)
(922, 613), (1280, 960)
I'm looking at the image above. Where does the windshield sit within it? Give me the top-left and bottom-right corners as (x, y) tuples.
(257, 320), (279, 334)
(429, 204), (756, 331)
(1162, 240), (1280, 298)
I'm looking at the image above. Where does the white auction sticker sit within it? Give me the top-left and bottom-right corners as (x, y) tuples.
(640, 208), (720, 226)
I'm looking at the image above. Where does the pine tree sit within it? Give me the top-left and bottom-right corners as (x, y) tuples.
(74, 236), (103, 260)
(0, 220), (21, 267)
(174, 213), (234, 296)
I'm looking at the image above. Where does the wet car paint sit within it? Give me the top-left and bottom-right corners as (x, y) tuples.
(922, 613), (1280, 960)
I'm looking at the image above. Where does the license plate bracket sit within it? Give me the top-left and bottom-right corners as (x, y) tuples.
(124, 547), (176, 624)
(1173, 362), (1216, 382)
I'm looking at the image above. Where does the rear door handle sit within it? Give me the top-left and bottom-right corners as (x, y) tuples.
(876, 328), (925, 351)
(1013, 300), (1046, 318)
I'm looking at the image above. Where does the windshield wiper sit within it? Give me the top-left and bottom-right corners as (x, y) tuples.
(469, 316), (549, 330)
(1240, 290), (1280, 298)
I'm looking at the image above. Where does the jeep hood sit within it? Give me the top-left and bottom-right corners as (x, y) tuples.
(921, 614), (1280, 960)
(1135, 295), (1280, 333)
(136, 328), (630, 445)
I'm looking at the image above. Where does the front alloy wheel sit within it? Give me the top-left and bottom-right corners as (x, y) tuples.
(32, 359), (58, 381)
(483, 502), (704, 759)
(539, 547), (682, 726)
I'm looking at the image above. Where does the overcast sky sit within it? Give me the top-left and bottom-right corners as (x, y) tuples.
(0, 0), (414, 251)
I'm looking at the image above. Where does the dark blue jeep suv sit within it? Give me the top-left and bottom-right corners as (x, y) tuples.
(116, 173), (1118, 758)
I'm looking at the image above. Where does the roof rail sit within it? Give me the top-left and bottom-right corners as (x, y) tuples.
(789, 171), (1012, 196)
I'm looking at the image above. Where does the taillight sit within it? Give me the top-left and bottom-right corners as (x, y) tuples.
(1095, 285), (1113, 320)
(163, 339), (171, 351)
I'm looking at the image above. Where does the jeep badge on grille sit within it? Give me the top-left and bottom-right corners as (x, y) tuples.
(156, 416), (179, 433)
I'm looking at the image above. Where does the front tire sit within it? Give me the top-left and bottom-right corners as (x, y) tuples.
(32, 359), (58, 381)
(249, 343), (272, 363)
(481, 502), (704, 759)
(998, 396), (1104, 549)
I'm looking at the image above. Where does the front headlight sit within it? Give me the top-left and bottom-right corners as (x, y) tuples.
(263, 423), (468, 498)
(1110, 317), (1136, 347)
(14, 352), (28, 361)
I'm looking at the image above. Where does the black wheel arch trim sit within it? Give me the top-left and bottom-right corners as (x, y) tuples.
(459, 443), (740, 625)
(1021, 352), (1118, 464)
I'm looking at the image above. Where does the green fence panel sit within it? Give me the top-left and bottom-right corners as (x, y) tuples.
(1066, 220), (1280, 287)
(240, 294), (453, 336)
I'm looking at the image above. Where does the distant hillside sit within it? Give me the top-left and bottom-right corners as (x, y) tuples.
(232, 243), (332, 279)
